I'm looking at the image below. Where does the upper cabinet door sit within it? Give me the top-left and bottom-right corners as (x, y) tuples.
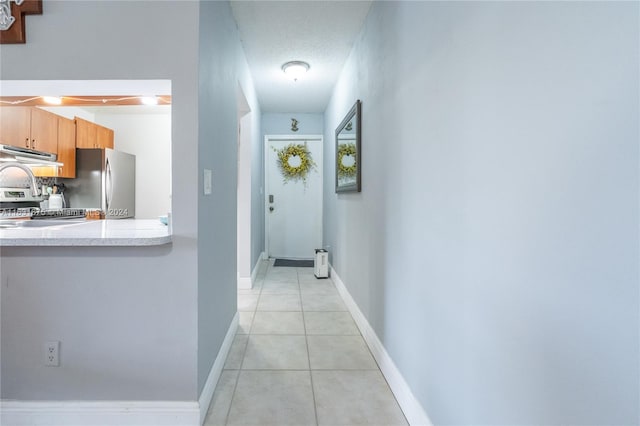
(96, 125), (114, 149)
(0, 107), (58, 154)
(29, 107), (58, 154)
(32, 116), (78, 179)
(75, 117), (97, 148)
(56, 117), (76, 178)
(76, 117), (113, 149)
(0, 106), (31, 149)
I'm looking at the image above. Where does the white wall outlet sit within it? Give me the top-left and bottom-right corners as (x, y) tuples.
(44, 341), (60, 367)
(203, 169), (212, 195)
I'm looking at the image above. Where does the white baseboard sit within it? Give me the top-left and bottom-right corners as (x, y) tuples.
(239, 252), (266, 289)
(0, 313), (240, 426)
(237, 276), (252, 289)
(0, 400), (199, 426)
(250, 252), (265, 284)
(330, 265), (433, 426)
(198, 311), (239, 424)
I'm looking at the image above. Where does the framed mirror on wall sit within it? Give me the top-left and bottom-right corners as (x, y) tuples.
(335, 99), (361, 193)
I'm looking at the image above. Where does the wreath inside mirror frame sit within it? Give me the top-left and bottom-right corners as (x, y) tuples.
(273, 142), (317, 186)
(337, 143), (357, 178)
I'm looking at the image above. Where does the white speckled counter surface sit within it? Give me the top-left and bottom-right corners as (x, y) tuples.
(0, 219), (172, 247)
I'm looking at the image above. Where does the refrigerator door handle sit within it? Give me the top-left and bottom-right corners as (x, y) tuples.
(105, 158), (113, 212)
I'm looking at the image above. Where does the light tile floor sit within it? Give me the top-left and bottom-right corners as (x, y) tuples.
(204, 260), (408, 426)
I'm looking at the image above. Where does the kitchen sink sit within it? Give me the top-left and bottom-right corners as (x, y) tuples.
(0, 219), (87, 229)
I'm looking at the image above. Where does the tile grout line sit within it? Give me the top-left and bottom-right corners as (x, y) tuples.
(223, 264), (266, 426)
(219, 368), (240, 426)
(299, 267), (320, 426)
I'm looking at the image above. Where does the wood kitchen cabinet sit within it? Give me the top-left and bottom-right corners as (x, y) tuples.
(32, 116), (77, 178)
(55, 117), (77, 178)
(96, 125), (114, 149)
(0, 107), (30, 148)
(75, 117), (114, 149)
(74, 117), (93, 149)
(0, 106), (58, 154)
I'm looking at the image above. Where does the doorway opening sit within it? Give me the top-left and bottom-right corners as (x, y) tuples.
(237, 86), (253, 289)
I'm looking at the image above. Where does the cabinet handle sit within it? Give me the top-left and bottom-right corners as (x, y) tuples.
(25, 137), (29, 148)
(31, 139), (36, 148)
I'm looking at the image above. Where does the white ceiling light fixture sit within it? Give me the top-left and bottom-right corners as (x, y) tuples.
(282, 61), (310, 82)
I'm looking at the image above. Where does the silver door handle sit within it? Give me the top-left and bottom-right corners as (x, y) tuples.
(105, 158), (113, 211)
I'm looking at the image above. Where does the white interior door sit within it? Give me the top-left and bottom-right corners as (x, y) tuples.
(266, 136), (323, 259)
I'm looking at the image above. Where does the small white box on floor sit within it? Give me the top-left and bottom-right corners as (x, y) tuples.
(314, 249), (329, 279)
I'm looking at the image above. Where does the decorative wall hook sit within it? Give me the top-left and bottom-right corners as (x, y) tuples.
(291, 118), (299, 132)
(0, 0), (23, 30)
(0, 0), (42, 44)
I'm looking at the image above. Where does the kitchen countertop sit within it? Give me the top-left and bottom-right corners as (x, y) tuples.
(0, 219), (172, 247)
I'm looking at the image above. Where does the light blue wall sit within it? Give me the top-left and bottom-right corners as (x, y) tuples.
(0, 0), (200, 399)
(324, 2), (639, 424)
(262, 113), (324, 136)
(198, 1), (260, 394)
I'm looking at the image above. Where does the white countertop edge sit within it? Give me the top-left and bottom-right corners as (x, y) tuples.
(0, 235), (172, 247)
(0, 219), (172, 247)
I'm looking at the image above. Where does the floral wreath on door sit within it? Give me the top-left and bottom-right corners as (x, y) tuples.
(272, 142), (317, 186)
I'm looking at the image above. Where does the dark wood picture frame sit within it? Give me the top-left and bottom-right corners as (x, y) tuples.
(335, 99), (361, 193)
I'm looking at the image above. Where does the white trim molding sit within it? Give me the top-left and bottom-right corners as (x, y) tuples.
(250, 252), (265, 284)
(237, 275), (252, 289)
(0, 312), (240, 426)
(198, 311), (239, 424)
(330, 265), (433, 426)
(0, 400), (199, 426)
(239, 252), (267, 289)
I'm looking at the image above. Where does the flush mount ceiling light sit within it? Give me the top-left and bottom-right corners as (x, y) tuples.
(282, 61), (310, 82)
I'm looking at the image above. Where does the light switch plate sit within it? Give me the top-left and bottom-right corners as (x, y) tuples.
(204, 169), (212, 195)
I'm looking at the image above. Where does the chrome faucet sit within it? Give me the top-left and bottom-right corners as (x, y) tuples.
(0, 163), (42, 197)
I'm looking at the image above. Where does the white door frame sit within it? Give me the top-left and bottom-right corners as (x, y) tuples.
(237, 85), (252, 289)
(264, 134), (323, 259)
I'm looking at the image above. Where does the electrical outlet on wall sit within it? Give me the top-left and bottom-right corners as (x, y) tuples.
(44, 341), (60, 367)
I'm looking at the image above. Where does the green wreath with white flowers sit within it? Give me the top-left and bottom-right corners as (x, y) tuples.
(273, 143), (317, 185)
(337, 143), (357, 178)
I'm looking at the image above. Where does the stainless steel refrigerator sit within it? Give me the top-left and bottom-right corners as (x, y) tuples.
(62, 148), (135, 219)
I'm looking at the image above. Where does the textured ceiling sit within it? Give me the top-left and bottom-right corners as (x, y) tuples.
(230, 1), (372, 113)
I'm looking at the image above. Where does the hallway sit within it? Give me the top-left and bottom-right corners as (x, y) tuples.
(204, 260), (408, 425)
